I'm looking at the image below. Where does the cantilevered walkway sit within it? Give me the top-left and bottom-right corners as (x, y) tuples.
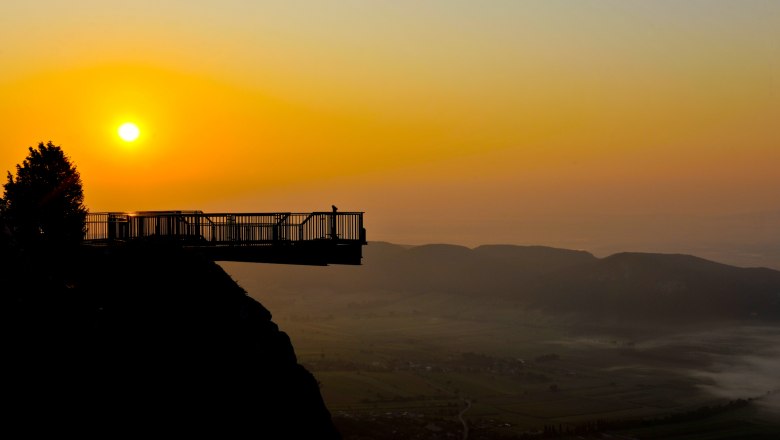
(84, 211), (366, 265)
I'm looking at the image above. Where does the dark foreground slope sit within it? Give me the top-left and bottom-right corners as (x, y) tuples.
(1, 244), (339, 437)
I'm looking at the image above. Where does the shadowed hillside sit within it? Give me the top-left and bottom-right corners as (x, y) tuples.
(1, 244), (340, 437)
(230, 242), (595, 295)
(223, 242), (780, 325)
(532, 252), (780, 323)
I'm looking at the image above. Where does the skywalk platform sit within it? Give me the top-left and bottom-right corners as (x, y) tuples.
(84, 211), (366, 265)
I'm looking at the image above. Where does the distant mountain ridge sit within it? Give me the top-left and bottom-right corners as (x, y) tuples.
(224, 242), (780, 323)
(534, 251), (780, 322)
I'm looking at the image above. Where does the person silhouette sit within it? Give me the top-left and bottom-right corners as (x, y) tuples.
(330, 205), (338, 239)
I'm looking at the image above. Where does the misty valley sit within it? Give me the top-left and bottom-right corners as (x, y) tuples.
(223, 242), (780, 439)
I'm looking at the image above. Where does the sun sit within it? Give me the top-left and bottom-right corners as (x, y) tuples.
(118, 122), (140, 142)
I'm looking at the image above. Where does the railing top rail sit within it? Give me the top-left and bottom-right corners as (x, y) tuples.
(88, 211), (203, 216)
(88, 211), (364, 217)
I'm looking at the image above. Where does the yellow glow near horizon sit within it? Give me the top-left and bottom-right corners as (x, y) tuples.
(118, 122), (140, 142)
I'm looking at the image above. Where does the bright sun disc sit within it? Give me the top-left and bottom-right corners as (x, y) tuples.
(118, 122), (140, 142)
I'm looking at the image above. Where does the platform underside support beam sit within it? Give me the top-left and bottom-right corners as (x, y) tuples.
(194, 242), (364, 266)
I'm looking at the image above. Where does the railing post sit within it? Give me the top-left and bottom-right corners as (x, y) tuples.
(108, 214), (116, 241)
(195, 212), (203, 241)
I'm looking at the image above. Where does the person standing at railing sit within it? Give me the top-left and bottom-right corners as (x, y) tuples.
(330, 205), (338, 240)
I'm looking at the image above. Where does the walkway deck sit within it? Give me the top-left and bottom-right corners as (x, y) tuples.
(84, 211), (366, 265)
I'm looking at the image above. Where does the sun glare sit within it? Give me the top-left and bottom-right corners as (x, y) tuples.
(118, 122), (140, 142)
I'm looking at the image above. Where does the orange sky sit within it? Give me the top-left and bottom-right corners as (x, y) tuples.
(1, 1), (778, 267)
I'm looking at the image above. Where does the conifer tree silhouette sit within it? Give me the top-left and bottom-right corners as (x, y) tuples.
(1, 141), (87, 249)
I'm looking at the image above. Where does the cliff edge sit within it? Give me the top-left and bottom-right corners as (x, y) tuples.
(1, 244), (340, 437)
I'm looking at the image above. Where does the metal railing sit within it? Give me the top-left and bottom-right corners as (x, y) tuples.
(85, 210), (366, 246)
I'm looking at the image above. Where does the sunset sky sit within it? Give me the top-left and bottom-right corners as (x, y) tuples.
(1, 1), (778, 267)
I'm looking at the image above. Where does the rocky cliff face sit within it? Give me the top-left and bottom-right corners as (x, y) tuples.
(1, 244), (340, 437)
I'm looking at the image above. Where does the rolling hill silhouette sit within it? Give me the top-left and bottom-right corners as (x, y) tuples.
(1, 244), (340, 437)
(240, 242), (594, 295)
(533, 252), (780, 322)
(225, 242), (780, 324)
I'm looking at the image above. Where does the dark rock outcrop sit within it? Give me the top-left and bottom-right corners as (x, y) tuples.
(1, 244), (340, 437)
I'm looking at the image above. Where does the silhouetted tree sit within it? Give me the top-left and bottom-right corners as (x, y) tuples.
(0, 197), (11, 254)
(1, 142), (87, 249)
